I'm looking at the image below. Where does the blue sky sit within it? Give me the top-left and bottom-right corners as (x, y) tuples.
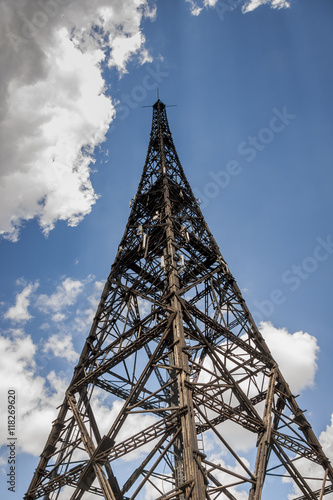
(0, 0), (333, 498)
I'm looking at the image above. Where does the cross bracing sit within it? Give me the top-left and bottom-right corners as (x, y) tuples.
(25, 100), (333, 500)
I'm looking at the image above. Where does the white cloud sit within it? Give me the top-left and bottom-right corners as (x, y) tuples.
(242, 0), (290, 13)
(108, 32), (152, 73)
(186, 0), (203, 15)
(201, 440), (250, 500)
(73, 279), (104, 332)
(202, 0), (291, 13)
(0, 0), (155, 240)
(43, 333), (78, 362)
(260, 321), (318, 394)
(204, 0), (219, 6)
(21, 369), (68, 455)
(283, 416), (333, 499)
(192, 320), (319, 456)
(319, 414), (333, 462)
(57, 486), (99, 500)
(36, 277), (85, 314)
(89, 280), (105, 306)
(4, 281), (39, 322)
(87, 397), (158, 463)
(0, 330), (66, 455)
(51, 312), (67, 322)
(144, 476), (169, 500)
(0, 0), (292, 241)
(0, 296), (331, 499)
(138, 296), (152, 317)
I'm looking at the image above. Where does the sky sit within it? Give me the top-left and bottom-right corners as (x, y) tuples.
(0, 0), (332, 498)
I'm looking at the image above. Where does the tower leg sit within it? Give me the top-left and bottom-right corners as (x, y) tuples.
(249, 367), (277, 500)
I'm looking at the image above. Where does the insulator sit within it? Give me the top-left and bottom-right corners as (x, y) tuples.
(137, 225), (143, 235)
(142, 233), (147, 249)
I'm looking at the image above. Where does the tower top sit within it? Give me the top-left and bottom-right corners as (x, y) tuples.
(153, 98), (165, 109)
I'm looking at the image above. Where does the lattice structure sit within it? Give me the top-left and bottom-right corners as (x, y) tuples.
(26, 100), (333, 500)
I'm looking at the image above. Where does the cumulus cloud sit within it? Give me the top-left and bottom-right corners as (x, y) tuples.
(0, 330), (66, 455)
(108, 31), (152, 73)
(73, 279), (104, 331)
(283, 415), (333, 499)
(0, 0), (291, 241)
(260, 321), (319, 394)
(207, 455), (249, 500)
(43, 332), (78, 362)
(36, 277), (85, 314)
(194, 432), (250, 500)
(0, 0), (155, 240)
(0, 325), (156, 459)
(4, 281), (39, 322)
(319, 415), (333, 462)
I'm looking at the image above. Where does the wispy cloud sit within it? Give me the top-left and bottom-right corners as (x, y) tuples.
(242, 0), (290, 13)
(36, 277), (85, 314)
(70, 279), (104, 333)
(43, 333), (78, 362)
(194, 0), (291, 15)
(186, 0), (203, 15)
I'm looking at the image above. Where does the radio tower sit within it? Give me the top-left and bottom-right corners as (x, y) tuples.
(26, 100), (333, 499)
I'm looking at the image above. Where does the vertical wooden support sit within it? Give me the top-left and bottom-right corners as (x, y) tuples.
(319, 469), (328, 500)
(157, 99), (206, 500)
(249, 366), (278, 500)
